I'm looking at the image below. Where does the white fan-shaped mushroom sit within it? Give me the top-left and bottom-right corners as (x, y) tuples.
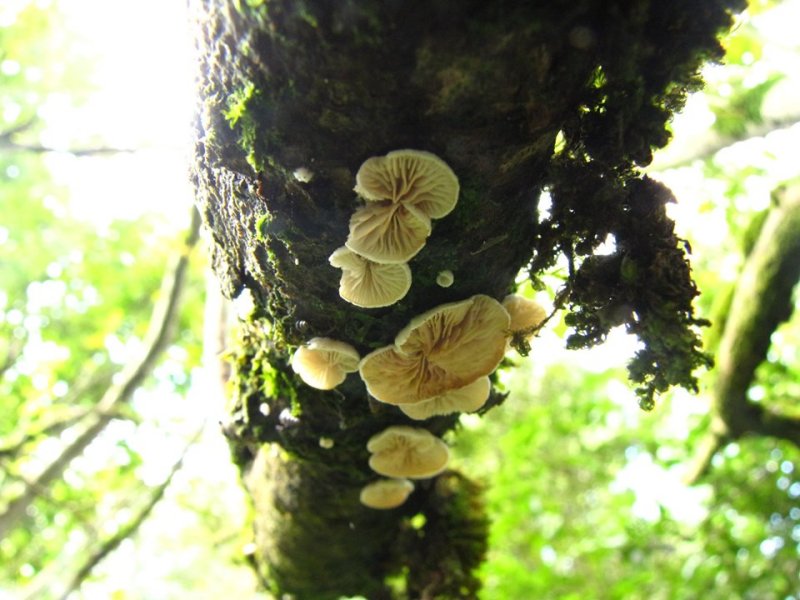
(291, 338), (360, 390)
(359, 478), (415, 509)
(367, 426), (450, 479)
(329, 246), (411, 308)
(399, 376), (491, 420)
(359, 295), (509, 405)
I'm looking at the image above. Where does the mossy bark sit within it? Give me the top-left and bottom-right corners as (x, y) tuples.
(191, 1), (743, 597)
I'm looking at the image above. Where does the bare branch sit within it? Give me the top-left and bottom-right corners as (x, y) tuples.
(0, 139), (136, 156)
(0, 117), (37, 141)
(0, 207), (201, 539)
(686, 185), (800, 482)
(713, 186), (800, 439)
(0, 367), (116, 462)
(0, 333), (25, 379)
(0, 407), (92, 461)
(754, 406), (800, 447)
(682, 417), (729, 485)
(54, 426), (204, 600)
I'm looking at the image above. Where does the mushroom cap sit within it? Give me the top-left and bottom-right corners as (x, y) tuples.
(359, 295), (510, 405)
(502, 294), (547, 337)
(367, 426), (449, 479)
(290, 337), (360, 390)
(435, 270), (454, 288)
(399, 376), (491, 420)
(329, 246), (411, 308)
(359, 478), (415, 509)
(354, 150), (459, 219)
(345, 202), (432, 264)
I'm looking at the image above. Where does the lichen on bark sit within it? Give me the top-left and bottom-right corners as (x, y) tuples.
(191, 0), (744, 596)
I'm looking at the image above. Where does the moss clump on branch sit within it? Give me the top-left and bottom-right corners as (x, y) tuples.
(527, 0), (744, 408)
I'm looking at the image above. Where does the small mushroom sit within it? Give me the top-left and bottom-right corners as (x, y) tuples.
(291, 337), (360, 390)
(359, 295), (509, 405)
(359, 478), (415, 509)
(346, 149), (459, 264)
(329, 246), (411, 308)
(399, 376), (490, 420)
(436, 270), (454, 288)
(367, 426), (449, 479)
(502, 294), (547, 338)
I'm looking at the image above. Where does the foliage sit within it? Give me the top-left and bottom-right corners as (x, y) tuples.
(0, 2), (254, 598)
(2, 0), (800, 598)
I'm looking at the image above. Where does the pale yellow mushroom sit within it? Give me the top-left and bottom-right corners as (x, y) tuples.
(367, 426), (449, 479)
(359, 478), (415, 509)
(502, 294), (547, 338)
(359, 295), (509, 405)
(354, 149), (459, 218)
(345, 202), (432, 264)
(346, 150), (459, 264)
(290, 337), (360, 390)
(435, 269), (454, 288)
(328, 246), (411, 308)
(399, 376), (490, 420)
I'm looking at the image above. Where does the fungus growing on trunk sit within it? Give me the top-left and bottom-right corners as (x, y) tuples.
(398, 376), (490, 420)
(502, 294), (547, 338)
(367, 426), (450, 479)
(346, 149), (459, 263)
(290, 337), (360, 390)
(436, 269), (455, 288)
(359, 295), (509, 405)
(328, 246), (412, 308)
(359, 478), (415, 509)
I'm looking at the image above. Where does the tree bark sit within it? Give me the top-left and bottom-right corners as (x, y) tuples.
(191, 1), (743, 596)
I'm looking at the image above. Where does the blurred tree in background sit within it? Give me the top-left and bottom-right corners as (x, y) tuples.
(0, 2), (257, 598)
(0, 0), (798, 598)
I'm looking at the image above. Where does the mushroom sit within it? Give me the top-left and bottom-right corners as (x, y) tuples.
(435, 269), (454, 288)
(290, 337), (360, 390)
(359, 295), (510, 405)
(328, 246), (411, 308)
(359, 478), (415, 509)
(346, 149), (459, 263)
(367, 426), (449, 479)
(345, 198), (432, 264)
(502, 294), (547, 338)
(399, 376), (490, 420)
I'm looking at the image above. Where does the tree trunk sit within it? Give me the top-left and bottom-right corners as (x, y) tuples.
(190, 1), (742, 597)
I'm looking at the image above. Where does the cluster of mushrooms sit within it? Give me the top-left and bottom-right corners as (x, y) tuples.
(290, 150), (546, 510)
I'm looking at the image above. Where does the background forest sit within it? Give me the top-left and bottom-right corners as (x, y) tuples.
(1, 0), (799, 599)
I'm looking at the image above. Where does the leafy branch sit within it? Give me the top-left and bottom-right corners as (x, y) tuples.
(0, 207), (201, 538)
(53, 426), (204, 600)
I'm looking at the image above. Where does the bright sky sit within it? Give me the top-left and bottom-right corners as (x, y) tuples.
(39, 0), (196, 229)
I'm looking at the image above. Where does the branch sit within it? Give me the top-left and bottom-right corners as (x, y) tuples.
(0, 407), (92, 461)
(650, 115), (800, 171)
(686, 185), (800, 483)
(0, 117), (37, 141)
(0, 332), (25, 378)
(0, 139), (136, 156)
(0, 367), (115, 461)
(713, 186), (800, 438)
(54, 427), (204, 600)
(682, 417), (729, 485)
(0, 207), (201, 539)
(755, 406), (800, 447)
